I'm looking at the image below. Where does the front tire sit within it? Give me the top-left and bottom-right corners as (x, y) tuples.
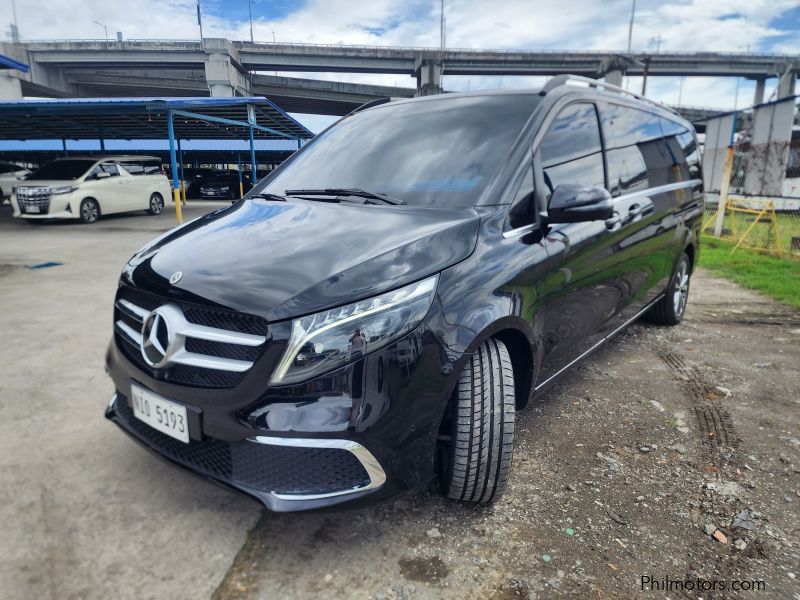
(79, 198), (100, 224)
(442, 338), (515, 504)
(645, 252), (691, 326)
(147, 193), (164, 215)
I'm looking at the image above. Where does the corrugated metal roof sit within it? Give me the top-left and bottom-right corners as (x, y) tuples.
(0, 96), (313, 141)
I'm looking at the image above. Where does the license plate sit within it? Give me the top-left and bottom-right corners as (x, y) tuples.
(26, 205), (40, 213)
(130, 385), (189, 443)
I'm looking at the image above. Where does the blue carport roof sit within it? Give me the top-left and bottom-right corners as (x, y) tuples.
(0, 96), (313, 141)
(0, 52), (28, 73)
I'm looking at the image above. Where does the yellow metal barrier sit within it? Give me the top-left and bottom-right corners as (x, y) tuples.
(239, 181), (244, 199)
(173, 188), (183, 224)
(703, 198), (793, 258)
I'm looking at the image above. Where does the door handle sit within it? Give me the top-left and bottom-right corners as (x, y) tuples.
(628, 203), (643, 218)
(605, 213), (621, 230)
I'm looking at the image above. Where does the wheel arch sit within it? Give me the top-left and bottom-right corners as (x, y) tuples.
(79, 196), (101, 214)
(444, 316), (539, 413)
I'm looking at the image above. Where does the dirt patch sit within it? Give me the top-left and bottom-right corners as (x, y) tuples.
(399, 556), (450, 583)
(214, 270), (800, 599)
(0, 263), (20, 277)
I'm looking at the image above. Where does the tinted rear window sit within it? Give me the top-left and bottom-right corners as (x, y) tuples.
(28, 160), (96, 181)
(258, 94), (539, 207)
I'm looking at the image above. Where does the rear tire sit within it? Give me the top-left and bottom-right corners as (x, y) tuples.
(442, 338), (515, 504)
(79, 198), (100, 224)
(644, 252), (691, 326)
(147, 193), (164, 215)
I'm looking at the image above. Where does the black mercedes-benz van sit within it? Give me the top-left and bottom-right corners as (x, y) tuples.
(106, 75), (703, 511)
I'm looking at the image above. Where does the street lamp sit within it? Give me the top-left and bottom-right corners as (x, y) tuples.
(248, 0), (254, 43)
(92, 20), (109, 45)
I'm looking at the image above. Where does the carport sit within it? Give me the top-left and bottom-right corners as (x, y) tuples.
(0, 97), (314, 223)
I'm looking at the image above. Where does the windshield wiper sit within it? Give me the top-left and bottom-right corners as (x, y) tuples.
(284, 188), (406, 205)
(247, 192), (287, 201)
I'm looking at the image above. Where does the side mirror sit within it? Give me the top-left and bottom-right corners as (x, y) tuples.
(95, 171), (111, 179)
(547, 184), (613, 224)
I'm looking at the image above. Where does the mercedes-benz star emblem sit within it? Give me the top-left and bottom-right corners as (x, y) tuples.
(140, 308), (173, 368)
(169, 271), (183, 285)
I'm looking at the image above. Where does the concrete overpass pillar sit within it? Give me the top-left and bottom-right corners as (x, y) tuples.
(604, 70), (624, 87)
(203, 38), (251, 97)
(777, 71), (796, 100)
(414, 58), (442, 96)
(0, 73), (23, 98)
(753, 77), (766, 105)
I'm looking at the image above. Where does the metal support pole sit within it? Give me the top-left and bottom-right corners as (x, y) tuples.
(167, 110), (183, 224)
(249, 125), (257, 187)
(237, 153), (243, 198)
(713, 112), (738, 237)
(178, 138), (186, 205)
(97, 118), (105, 152)
(61, 139), (68, 157)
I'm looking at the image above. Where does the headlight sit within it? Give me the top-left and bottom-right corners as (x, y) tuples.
(220, 186), (230, 192)
(270, 275), (438, 386)
(52, 185), (78, 195)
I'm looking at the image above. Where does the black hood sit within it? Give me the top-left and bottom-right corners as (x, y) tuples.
(122, 199), (480, 322)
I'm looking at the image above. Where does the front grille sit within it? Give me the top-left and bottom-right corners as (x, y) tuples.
(115, 394), (371, 495)
(16, 187), (52, 214)
(114, 285), (270, 389)
(117, 394), (232, 477)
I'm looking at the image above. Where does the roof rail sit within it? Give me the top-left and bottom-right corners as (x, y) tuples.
(540, 74), (680, 116)
(346, 97), (396, 116)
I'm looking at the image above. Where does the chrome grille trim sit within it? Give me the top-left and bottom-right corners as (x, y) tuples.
(116, 319), (143, 346)
(15, 186), (52, 213)
(114, 298), (267, 373)
(118, 298), (149, 322)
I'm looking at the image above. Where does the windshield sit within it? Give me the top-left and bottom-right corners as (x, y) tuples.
(27, 159), (97, 181)
(257, 94), (539, 207)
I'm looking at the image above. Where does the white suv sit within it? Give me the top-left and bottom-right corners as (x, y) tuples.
(0, 162), (31, 201)
(11, 156), (172, 224)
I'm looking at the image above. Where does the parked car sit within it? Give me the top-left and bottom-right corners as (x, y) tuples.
(183, 168), (218, 198)
(105, 76), (703, 512)
(0, 161), (31, 202)
(11, 156), (171, 224)
(198, 172), (247, 200)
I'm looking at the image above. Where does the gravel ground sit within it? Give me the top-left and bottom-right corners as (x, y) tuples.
(214, 271), (800, 600)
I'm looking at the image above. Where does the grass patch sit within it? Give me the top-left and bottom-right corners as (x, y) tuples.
(698, 235), (800, 309)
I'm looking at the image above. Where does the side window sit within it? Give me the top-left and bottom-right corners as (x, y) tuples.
(601, 103), (648, 196)
(100, 162), (120, 177)
(120, 162), (144, 175)
(677, 129), (701, 179)
(539, 102), (605, 199)
(507, 166), (535, 230)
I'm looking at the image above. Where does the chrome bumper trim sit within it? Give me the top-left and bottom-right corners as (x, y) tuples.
(248, 435), (387, 501)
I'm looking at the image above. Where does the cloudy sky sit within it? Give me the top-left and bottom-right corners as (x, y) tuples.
(5, 0), (800, 132)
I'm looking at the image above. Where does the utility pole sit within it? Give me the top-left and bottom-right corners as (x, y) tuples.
(626, 0), (636, 54)
(10, 0), (19, 42)
(197, 0), (204, 43)
(248, 0), (254, 43)
(677, 76), (685, 105)
(440, 0), (444, 51)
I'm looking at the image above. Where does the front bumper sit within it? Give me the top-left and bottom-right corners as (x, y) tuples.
(106, 392), (386, 511)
